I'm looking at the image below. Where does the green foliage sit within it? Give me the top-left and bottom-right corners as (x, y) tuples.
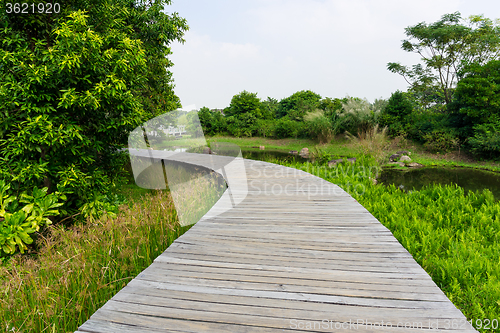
(0, 190), (189, 332)
(317, 97), (344, 117)
(279, 158), (500, 327)
(261, 97), (278, 120)
(453, 60), (500, 157)
(198, 107), (227, 136)
(276, 90), (322, 120)
(273, 117), (301, 139)
(0, 180), (65, 255)
(379, 91), (414, 137)
(336, 97), (379, 134)
(455, 60), (500, 123)
(422, 128), (460, 153)
(388, 12), (500, 106)
(467, 121), (500, 158)
(304, 110), (335, 144)
(254, 119), (275, 138)
(0, 2), (187, 218)
(225, 91), (262, 119)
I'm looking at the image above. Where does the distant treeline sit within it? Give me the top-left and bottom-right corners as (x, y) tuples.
(199, 11), (500, 159)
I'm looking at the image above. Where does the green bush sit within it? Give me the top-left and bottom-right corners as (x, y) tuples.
(423, 128), (460, 153)
(467, 122), (500, 158)
(304, 110), (335, 144)
(0, 180), (65, 255)
(276, 90), (322, 120)
(273, 117), (300, 139)
(337, 97), (379, 134)
(379, 90), (413, 137)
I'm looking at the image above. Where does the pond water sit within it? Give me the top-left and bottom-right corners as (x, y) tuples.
(239, 149), (500, 200)
(379, 167), (500, 200)
(241, 149), (308, 163)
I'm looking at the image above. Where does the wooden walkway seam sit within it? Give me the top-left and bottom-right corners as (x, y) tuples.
(76, 152), (476, 332)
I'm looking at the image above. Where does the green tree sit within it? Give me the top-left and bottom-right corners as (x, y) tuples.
(225, 91), (262, 118)
(0, 1), (187, 217)
(379, 91), (414, 136)
(453, 60), (500, 156)
(388, 12), (500, 106)
(261, 97), (278, 120)
(318, 97), (344, 118)
(276, 90), (322, 120)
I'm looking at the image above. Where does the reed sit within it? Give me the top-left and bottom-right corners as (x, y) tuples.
(0, 190), (188, 332)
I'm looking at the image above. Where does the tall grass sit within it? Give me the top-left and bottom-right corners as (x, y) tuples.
(345, 124), (390, 166)
(280, 158), (500, 332)
(0, 190), (189, 333)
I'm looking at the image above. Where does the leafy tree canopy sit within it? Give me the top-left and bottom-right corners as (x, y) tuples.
(276, 90), (322, 120)
(225, 91), (263, 119)
(0, 1), (188, 216)
(388, 12), (500, 107)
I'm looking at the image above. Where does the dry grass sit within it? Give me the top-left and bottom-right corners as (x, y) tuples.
(345, 124), (390, 165)
(0, 190), (188, 333)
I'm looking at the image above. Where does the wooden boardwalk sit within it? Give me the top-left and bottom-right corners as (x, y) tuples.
(77, 151), (476, 332)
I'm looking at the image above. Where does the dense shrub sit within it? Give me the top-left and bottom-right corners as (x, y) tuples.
(273, 118), (300, 139)
(276, 90), (322, 120)
(337, 97), (379, 134)
(422, 128), (460, 153)
(255, 119), (275, 138)
(378, 91), (413, 137)
(304, 110), (335, 144)
(467, 121), (500, 158)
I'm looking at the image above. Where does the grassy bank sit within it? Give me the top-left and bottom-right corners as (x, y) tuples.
(208, 135), (500, 172)
(278, 157), (500, 331)
(0, 189), (189, 332)
(0, 155), (227, 332)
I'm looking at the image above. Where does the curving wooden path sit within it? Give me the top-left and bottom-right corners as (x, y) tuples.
(76, 151), (476, 332)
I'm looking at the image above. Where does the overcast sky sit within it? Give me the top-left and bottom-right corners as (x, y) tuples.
(165, 0), (500, 111)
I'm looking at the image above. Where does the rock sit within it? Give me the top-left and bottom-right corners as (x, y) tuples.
(259, 146), (265, 150)
(400, 155), (411, 162)
(389, 162), (405, 167)
(328, 159), (343, 167)
(389, 153), (400, 162)
(406, 162), (423, 168)
(328, 157), (356, 167)
(289, 150), (298, 155)
(396, 150), (409, 155)
(299, 148), (309, 158)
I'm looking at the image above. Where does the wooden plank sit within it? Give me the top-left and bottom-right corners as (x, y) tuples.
(77, 153), (476, 332)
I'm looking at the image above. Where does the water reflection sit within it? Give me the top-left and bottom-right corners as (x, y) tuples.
(379, 167), (500, 200)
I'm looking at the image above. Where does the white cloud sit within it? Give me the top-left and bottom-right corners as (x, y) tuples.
(168, 0), (498, 109)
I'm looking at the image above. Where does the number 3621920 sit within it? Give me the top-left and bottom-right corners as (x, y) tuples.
(5, 3), (60, 14)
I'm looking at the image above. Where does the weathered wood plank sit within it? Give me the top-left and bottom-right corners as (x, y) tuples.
(76, 153), (476, 332)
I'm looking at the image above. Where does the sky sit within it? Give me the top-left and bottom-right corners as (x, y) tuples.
(164, 0), (500, 111)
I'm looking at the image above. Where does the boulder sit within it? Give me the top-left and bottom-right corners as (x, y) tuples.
(396, 150), (410, 155)
(299, 148), (309, 158)
(389, 162), (405, 167)
(328, 157), (356, 167)
(406, 162), (423, 168)
(328, 159), (343, 167)
(400, 155), (411, 162)
(389, 153), (400, 162)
